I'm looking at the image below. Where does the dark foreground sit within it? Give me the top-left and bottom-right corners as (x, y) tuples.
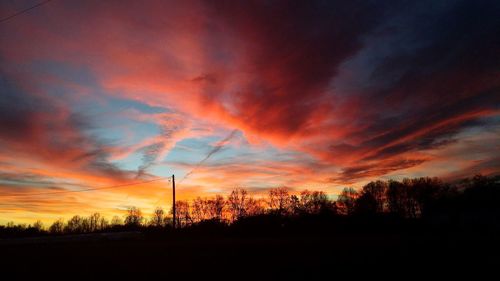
(1, 223), (499, 280)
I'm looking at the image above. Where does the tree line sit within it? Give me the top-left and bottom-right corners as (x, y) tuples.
(1, 174), (499, 237)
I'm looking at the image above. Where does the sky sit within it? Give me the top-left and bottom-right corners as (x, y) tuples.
(0, 0), (499, 224)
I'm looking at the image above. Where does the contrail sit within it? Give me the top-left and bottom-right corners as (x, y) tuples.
(136, 142), (165, 179)
(179, 129), (238, 184)
(135, 120), (183, 179)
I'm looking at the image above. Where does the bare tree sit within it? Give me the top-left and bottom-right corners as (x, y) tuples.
(402, 178), (420, 218)
(247, 197), (266, 216)
(361, 181), (388, 213)
(82, 217), (92, 232)
(89, 213), (101, 232)
(297, 190), (332, 214)
(65, 215), (83, 233)
(49, 219), (65, 234)
(383, 177), (445, 218)
(111, 215), (123, 226)
(227, 188), (249, 221)
(99, 217), (109, 230)
(409, 177), (445, 218)
(387, 180), (407, 217)
(290, 194), (301, 214)
(125, 207), (143, 227)
(268, 187), (291, 215)
(207, 195), (225, 222)
(32, 220), (44, 232)
(150, 207), (165, 227)
(191, 197), (209, 222)
(170, 201), (191, 227)
(336, 188), (358, 215)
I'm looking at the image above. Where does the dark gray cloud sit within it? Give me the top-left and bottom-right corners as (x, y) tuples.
(322, 0), (500, 179)
(1, 0), (499, 186)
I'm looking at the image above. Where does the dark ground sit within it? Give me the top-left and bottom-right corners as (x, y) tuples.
(1, 224), (499, 280)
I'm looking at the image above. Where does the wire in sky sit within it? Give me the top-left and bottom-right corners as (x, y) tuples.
(0, 177), (169, 198)
(0, 0), (53, 24)
(179, 129), (238, 184)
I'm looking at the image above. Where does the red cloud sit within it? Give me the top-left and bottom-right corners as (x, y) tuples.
(0, 0), (499, 220)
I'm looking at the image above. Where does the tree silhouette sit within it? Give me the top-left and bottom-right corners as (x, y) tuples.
(32, 220), (44, 232)
(192, 197), (209, 222)
(66, 215), (84, 233)
(361, 181), (387, 213)
(125, 207), (143, 227)
(2, 174), (499, 239)
(387, 180), (408, 217)
(150, 207), (165, 227)
(89, 213), (101, 232)
(208, 195), (226, 222)
(300, 190), (332, 214)
(111, 215), (123, 227)
(170, 201), (192, 228)
(99, 217), (109, 230)
(228, 188), (249, 221)
(268, 187), (291, 215)
(354, 192), (378, 215)
(336, 187), (358, 215)
(246, 197), (266, 216)
(49, 219), (64, 234)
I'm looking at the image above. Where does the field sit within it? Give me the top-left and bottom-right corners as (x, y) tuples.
(1, 225), (498, 280)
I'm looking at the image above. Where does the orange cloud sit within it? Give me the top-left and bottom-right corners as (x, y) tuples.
(1, 0), (499, 224)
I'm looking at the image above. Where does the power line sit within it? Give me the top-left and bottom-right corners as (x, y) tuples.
(0, 0), (53, 24)
(0, 177), (169, 198)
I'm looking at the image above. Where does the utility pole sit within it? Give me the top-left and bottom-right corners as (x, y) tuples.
(172, 174), (176, 229)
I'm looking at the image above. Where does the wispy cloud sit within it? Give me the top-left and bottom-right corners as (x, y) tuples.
(0, 0), (499, 223)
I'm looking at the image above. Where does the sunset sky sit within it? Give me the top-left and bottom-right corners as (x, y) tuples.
(1, 0), (499, 224)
